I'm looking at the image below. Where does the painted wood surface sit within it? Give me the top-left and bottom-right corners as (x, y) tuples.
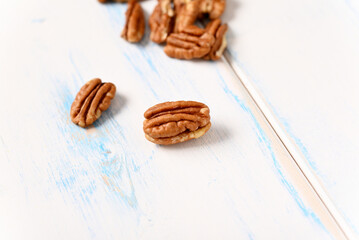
(0, 0), (348, 239)
(223, 0), (359, 238)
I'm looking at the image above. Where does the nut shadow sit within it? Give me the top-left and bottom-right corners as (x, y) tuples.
(139, 5), (152, 46)
(92, 93), (126, 128)
(223, 0), (240, 23)
(160, 122), (231, 150)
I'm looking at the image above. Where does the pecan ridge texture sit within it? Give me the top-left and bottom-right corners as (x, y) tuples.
(121, 0), (145, 43)
(199, 0), (226, 19)
(149, 0), (175, 43)
(173, 0), (201, 33)
(164, 19), (228, 60)
(203, 19), (228, 60)
(164, 25), (215, 59)
(143, 101), (211, 145)
(70, 78), (116, 128)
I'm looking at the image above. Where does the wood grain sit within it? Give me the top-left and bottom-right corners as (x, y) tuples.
(223, 0), (359, 238)
(0, 0), (347, 239)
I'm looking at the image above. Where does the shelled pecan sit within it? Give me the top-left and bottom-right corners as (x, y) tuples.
(149, 0), (175, 43)
(121, 0), (145, 43)
(198, 0), (226, 19)
(203, 19), (228, 60)
(164, 25), (215, 59)
(173, 0), (201, 33)
(143, 101), (211, 145)
(70, 78), (116, 128)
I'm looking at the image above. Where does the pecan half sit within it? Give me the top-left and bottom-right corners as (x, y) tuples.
(173, 0), (201, 33)
(198, 0), (226, 19)
(149, 0), (175, 43)
(203, 19), (228, 60)
(164, 25), (215, 59)
(70, 78), (116, 128)
(121, 0), (145, 43)
(143, 101), (211, 145)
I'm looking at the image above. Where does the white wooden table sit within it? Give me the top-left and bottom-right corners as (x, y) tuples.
(0, 0), (358, 239)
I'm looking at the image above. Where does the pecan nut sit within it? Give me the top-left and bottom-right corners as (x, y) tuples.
(203, 19), (228, 60)
(143, 101), (211, 145)
(164, 25), (215, 59)
(149, 0), (175, 43)
(121, 0), (145, 43)
(199, 0), (226, 19)
(173, 0), (201, 33)
(70, 78), (116, 128)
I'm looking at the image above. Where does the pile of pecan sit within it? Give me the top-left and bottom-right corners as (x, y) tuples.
(99, 0), (228, 60)
(80, 0), (222, 145)
(150, 0), (228, 60)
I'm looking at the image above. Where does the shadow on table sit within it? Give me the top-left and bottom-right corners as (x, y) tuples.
(92, 93), (127, 128)
(224, 0), (240, 23)
(162, 122), (231, 150)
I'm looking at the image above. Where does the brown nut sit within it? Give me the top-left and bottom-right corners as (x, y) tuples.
(173, 0), (201, 33)
(70, 78), (116, 128)
(143, 101), (211, 145)
(149, 0), (175, 43)
(199, 0), (226, 19)
(203, 19), (228, 60)
(121, 0), (145, 43)
(164, 25), (215, 59)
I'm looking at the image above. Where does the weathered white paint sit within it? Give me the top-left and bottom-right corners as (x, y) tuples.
(0, 0), (348, 239)
(223, 0), (359, 238)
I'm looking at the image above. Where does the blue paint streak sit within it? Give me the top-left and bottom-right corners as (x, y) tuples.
(68, 52), (84, 82)
(49, 81), (140, 212)
(345, 0), (359, 21)
(122, 52), (159, 99)
(216, 70), (327, 232)
(139, 47), (160, 76)
(104, 4), (161, 100)
(226, 51), (320, 172)
(266, 102), (319, 172)
(31, 18), (45, 23)
(105, 4), (126, 29)
(225, 192), (255, 239)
